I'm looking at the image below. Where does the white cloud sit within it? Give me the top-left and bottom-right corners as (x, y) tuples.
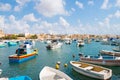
(115, 0), (120, 7)
(1, 15), (30, 33)
(98, 22), (120, 34)
(101, 0), (109, 9)
(75, 1), (83, 9)
(0, 3), (11, 11)
(1, 9), (120, 34)
(41, 21), (52, 28)
(88, 0), (94, 6)
(14, 0), (30, 11)
(96, 10), (120, 34)
(22, 13), (38, 22)
(14, 6), (21, 11)
(9, 15), (16, 22)
(1, 14), (70, 34)
(35, 0), (68, 17)
(105, 10), (120, 19)
(71, 8), (75, 12)
(0, 16), (5, 30)
(59, 17), (70, 27)
(104, 17), (110, 27)
(114, 10), (120, 18)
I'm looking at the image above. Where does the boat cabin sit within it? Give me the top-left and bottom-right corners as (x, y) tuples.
(16, 44), (32, 56)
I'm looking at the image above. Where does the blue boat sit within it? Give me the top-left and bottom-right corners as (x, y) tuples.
(9, 76), (32, 80)
(8, 41), (17, 46)
(0, 76), (32, 80)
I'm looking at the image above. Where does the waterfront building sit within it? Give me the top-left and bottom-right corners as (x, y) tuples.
(0, 29), (4, 38)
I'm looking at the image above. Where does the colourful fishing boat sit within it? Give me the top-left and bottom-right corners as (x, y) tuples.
(9, 44), (38, 63)
(79, 53), (120, 66)
(100, 50), (120, 57)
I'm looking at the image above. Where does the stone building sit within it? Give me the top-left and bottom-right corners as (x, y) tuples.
(0, 29), (4, 38)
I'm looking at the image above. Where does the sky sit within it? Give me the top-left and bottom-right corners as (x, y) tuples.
(0, 0), (120, 35)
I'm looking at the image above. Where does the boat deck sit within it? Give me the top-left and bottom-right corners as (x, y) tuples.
(42, 70), (66, 80)
(72, 62), (107, 72)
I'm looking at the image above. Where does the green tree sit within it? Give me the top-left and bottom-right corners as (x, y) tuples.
(30, 34), (38, 39)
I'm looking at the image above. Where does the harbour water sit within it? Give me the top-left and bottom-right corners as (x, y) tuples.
(0, 41), (120, 80)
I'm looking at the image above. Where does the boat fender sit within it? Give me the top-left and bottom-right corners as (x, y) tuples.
(57, 61), (61, 65)
(64, 64), (68, 67)
(55, 64), (59, 69)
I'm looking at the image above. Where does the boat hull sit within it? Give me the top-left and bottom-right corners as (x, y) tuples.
(0, 45), (5, 48)
(46, 43), (62, 50)
(9, 52), (37, 63)
(9, 76), (32, 80)
(80, 57), (120, 66)
(8, 42), (17, 46)
(72, 65), (105, 79)
(100, 50), (120, 57)
(0, 69), (2, 75)
(77, 43), (84, 47)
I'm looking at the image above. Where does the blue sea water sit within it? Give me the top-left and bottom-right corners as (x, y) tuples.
(0, 41), (120, 80)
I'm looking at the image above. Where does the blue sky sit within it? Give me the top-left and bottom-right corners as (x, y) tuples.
(0, 0), (120, 34)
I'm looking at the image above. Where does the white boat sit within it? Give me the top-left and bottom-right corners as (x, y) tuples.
(100, 50), (120, 57)
(39, 66), (72, 80)
(44, 40), (51, 44)
(95, 38), (100, 42)
(77, 40), (84, 47)
(113, 46), (120, 52)
(64, 38), (72, 44)
(46, 40), (62, 50)
(101, 39), (110, 45)
(70, 61), (112, 80)
(0, 69), (2, 75)
(65, 40), (72, 44)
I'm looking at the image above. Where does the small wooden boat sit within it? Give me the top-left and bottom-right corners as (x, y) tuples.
(39, 66), (72, 80)
(79, 54), (120, 66)
(70, 61), (112, 80)
(0, 76), (32, 80)
(100, 50), (120, 57)
(9, 44), (38, 63)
